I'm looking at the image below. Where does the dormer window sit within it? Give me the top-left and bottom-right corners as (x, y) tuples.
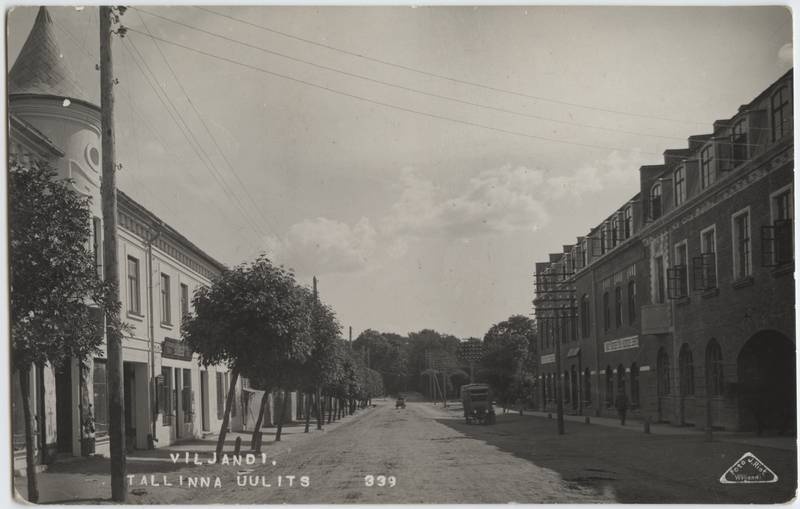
(771, 85), (791, 142)
(623, 206), (633, 239)
(600, 226), (607, 255)
(700, 144), (716, 189)
(731, 119), (748, 166)
(673, 167), (686, 206)
(650, 183), (662, 220)
(611, 217), (619, 248)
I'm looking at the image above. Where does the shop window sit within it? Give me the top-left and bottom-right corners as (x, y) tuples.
(182, 369), (193, 423)
(160, 367), (173, 426)
(616, 364), (626, 397)
(705, 339), (724, 397)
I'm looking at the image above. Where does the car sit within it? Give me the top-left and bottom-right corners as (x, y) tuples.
(395, 396), (406, 409)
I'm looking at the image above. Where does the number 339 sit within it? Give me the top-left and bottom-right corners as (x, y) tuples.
(364, 475), (396, 487)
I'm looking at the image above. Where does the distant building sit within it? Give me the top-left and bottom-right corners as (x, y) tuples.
(534, 69), (794, 432)
(9, 7), (246, 471)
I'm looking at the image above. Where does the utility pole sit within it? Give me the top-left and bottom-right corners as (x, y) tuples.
(100, 6), (126, 502)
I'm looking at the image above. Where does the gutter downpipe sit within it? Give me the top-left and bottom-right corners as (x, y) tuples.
(146, 222), (163, 447)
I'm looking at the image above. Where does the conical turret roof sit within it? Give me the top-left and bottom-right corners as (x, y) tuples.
(9, 7), (93, 105)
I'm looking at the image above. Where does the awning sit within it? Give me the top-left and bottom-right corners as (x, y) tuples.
(566, 347), (581, 358)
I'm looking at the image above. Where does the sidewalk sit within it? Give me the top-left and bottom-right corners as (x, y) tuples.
(13, 402), (382, 504)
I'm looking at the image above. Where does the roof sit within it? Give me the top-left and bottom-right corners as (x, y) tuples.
(8, 7), (94, 105)
(9, 114), (64, 157)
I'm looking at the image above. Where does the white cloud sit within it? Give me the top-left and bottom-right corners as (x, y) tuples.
(265, 216), (377, 274)
(386, 164), (549, 237)
(543, 149), (651, 199)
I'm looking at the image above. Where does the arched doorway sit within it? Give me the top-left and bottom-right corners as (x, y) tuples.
(737, 331), (795, 433)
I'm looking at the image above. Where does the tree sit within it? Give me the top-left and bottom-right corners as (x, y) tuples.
(9, 158), (111, 502)
(182, 256), (312, 455)
(300, 293), (341, 432)
(480, 315), (538, 411)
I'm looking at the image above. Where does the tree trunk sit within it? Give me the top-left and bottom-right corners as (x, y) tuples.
(327, 395), (333, 423)
(304, 392), (312, 433)
(215, 367), (239, 458)
(316, 387), (323, 430)
(251, 390), (269, 451)
(19, 367), (39, 503)
(275, 389), (289, 442)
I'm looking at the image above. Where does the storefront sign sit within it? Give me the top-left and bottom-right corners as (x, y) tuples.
(161, 337), (193, 361)
(540, 353), (555, 365)
(603, 335), (639, 353)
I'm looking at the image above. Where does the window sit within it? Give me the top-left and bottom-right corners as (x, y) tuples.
(630, 363), (640, 407)
(616, 364), (626, 397)
(771, 85), (791, 141)
(627, 280), (636, 324)
(673, 167), (686, 206)
(611, 217), (619, 248)
(161, 273), (171, 325)
(161, 367), (173, 425)
(216, 372), (225, 419)
(92, 217), (103, 276)
(602, 291), (610, 332)
(127, 256), (141, 314)
(705, 339), (724, 397)
(605, 367), (613, 407)
(600, 226), (607, 255)
(678, 344), (695, 396)
(654, 256), (666, 304)
(668, 242), (688, 298)
(731, 119), (748, 166)
(695, 227), (717, 290)
(623, 206), (633, 239)
(771, 187), (794, 265)
(93, 359), (108, 436)
(580, 294), (591, 338)
(614, 286), (622, 328)
(650, 183), (662, 220)
(180, 283), (190, 321)
(580, 239), (588, 268)
(700, 145), (715, 189)
(657, 348), (670, 395)
(732, 209), (751, 279)
(182, 369), (193, 423)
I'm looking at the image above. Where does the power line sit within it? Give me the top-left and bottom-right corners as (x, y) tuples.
(123, 37), (273, 241)
(132, 7), (686, 143)
(134, 10), (281, 238)
(195, 6), (709, 126)
(125, 27), (661, 157)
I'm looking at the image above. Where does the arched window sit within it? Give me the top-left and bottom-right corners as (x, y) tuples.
(657, 348), (670, 395)
(616, 364), (626, 396)
(583, 368), (592, 406)
(679, 343), (695, 396)
(650, 183), (662, 220)
(630, 363), (640, 407)
(705, 339), (724, 397)
(605, 366), (613, 407)
(580, 294), (591, 338)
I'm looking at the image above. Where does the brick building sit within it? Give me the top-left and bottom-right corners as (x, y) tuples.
(534, 69), (794, 432)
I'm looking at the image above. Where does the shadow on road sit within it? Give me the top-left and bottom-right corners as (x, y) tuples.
(435, 412), (797, 504)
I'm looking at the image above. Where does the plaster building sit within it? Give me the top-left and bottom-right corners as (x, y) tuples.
(534, 69), (794, 432)
(9, 7), (248, 471)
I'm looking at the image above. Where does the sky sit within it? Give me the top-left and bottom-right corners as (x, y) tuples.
(5, 5), (793, 339)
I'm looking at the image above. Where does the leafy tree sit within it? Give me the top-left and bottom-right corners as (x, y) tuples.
(480, 315), (538, 411)
(9, 158), (112, 502)
(182, 256), (312, 455)
(300, 292), (341, 432)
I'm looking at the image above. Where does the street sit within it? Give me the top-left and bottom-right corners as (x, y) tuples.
(16, 398), (796, 504)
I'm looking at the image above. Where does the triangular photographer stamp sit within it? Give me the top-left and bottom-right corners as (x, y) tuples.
(720, 452), (778, 484)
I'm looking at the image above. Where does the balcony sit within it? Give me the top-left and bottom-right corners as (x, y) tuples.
(640, 303), (671, 335)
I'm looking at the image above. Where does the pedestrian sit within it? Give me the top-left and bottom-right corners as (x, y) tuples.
(615, 391), (629, 426)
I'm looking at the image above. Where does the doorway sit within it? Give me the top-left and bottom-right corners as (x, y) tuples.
(55, 361), (73, 454)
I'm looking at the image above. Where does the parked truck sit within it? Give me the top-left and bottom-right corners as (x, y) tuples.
(460, 383), (496, 424)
